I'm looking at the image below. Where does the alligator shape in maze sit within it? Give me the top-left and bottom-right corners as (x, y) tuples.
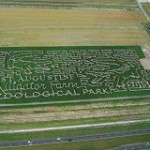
(0, 47), (150, 101)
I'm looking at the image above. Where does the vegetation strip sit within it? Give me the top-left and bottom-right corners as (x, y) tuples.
(1, 95), (150, 107)
(0, 122), (149, 142)
(0, 0), (138, 10)
(0, 119), (150, 134)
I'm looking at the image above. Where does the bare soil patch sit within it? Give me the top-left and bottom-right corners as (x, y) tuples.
(0, 8), (149, 46)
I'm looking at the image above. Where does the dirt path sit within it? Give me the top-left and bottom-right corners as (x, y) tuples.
(0, 119), (150, 134)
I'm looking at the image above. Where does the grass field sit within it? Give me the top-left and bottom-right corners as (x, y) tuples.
(0, 8), (149, 47)
(0, 99), (150, 129)
(0, 0), (138, 10)
(142, 2), (150, 17)
(0, 122), (149, 142)
(1, 134), (150, 150)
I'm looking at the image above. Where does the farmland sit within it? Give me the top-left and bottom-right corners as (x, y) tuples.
(0, 98), (150, 125)
(0, 46), (150, 104)
(0, 96), (149, 149)
(0, 0), (150, 149)
(0, 8), (149, 47)
(0, 46), (150, 148)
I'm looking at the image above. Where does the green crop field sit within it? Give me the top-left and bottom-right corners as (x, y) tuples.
(0, 46), (150, 104)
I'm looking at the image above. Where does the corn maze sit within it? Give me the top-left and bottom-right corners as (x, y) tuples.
(0, 46), (150, 104)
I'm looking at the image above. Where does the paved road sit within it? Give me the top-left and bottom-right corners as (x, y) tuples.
(0, 129), (150, 148)
(115, 142), (150, 150)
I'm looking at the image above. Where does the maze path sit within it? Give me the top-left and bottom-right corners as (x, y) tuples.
(0, 46), (150, 103)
